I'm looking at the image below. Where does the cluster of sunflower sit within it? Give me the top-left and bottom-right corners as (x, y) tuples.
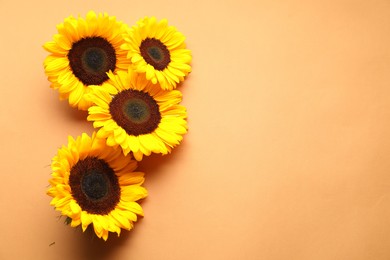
(44, 11), (191, 241)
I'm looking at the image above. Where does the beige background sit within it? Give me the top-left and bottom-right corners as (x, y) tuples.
(1, 0), (390, 259)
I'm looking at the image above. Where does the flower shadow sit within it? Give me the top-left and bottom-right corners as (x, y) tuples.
(71, 218), (144, 260)
(55, 98), (90, 122)
(45, 89), (90, 123)
(137, 138), (188, 183)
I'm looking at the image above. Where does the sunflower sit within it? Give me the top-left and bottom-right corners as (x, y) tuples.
(43, 11), (130, 110)
(47, 132), (147, 241)
(87, 70), (187, 161)
(122, 17), (192, 90)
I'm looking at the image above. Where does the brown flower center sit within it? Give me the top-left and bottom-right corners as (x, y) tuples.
(109, 89), (161, 136)
(69, 157), (120, 215)
(68, 37), (116, 85)
(140, 38), (170, 70)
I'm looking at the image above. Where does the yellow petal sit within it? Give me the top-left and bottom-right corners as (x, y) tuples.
(80, 211), (93, 232)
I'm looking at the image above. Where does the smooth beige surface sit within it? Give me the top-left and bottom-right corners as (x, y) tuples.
(1, 0), (390, 259)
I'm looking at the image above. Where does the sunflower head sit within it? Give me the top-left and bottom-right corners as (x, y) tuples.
(87, 70), (188, 161)
(43, 11), (130, 110)
(47, 132), (147, 241)
(122, 17), (192, 90)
